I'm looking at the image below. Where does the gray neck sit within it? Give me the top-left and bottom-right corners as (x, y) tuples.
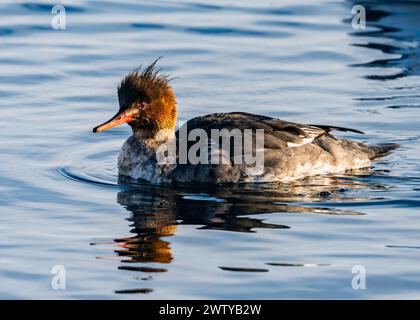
(133, 127), (175, 148)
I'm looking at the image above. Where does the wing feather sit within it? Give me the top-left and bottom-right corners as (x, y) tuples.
(177, 112), (364, 151)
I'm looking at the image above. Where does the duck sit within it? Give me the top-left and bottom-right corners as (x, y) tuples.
(93, 59), (399, 184)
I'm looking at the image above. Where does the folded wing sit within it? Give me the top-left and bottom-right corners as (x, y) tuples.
(178, 112), (364, 150)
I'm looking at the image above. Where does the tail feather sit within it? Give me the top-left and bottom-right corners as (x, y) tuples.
(369, 143), (400, 159)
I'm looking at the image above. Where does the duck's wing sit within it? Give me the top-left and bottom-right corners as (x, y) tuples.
(307, 124), (364, 135)
(178, 112), (363, 149)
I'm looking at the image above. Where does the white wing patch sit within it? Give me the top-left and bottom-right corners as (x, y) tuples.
(286, 125), (326, 148)
(287, 137), (315, 148)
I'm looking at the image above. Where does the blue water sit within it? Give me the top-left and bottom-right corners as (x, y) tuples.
(0, 0), (419, 299)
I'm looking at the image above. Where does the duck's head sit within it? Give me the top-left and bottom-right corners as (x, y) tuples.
(93, 58), (176, 137)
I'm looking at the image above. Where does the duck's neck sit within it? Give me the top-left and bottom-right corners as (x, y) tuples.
(133, 127), (176, 149)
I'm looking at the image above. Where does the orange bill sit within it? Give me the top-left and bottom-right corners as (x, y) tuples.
(93, 109), (134, 133)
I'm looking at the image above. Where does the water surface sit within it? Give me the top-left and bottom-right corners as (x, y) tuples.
(0, 0), (420, 299)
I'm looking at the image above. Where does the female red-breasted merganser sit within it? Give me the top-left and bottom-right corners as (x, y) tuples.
(93, 59), (398, 184)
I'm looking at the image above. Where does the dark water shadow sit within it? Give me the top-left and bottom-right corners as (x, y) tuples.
(346, 1), (420, 81)
(21, 3), (84, 13)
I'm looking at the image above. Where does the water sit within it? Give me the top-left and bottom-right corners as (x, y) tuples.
(0, 0), (419, 299)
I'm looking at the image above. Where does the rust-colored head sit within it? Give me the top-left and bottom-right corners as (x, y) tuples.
(93, 58), (177, 137)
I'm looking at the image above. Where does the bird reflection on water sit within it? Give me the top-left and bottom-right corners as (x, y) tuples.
(94, 171), (383, 294)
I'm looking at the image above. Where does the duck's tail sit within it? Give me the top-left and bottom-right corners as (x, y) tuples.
(369, 143), (400, 159)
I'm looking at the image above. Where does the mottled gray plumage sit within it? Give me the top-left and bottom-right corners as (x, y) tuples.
(118, 112), (399, 184)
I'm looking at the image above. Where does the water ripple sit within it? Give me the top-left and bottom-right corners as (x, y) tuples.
(219, 266), (269, 272)
(1, 0), (420, 299)
(21, 3), (85, 13)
